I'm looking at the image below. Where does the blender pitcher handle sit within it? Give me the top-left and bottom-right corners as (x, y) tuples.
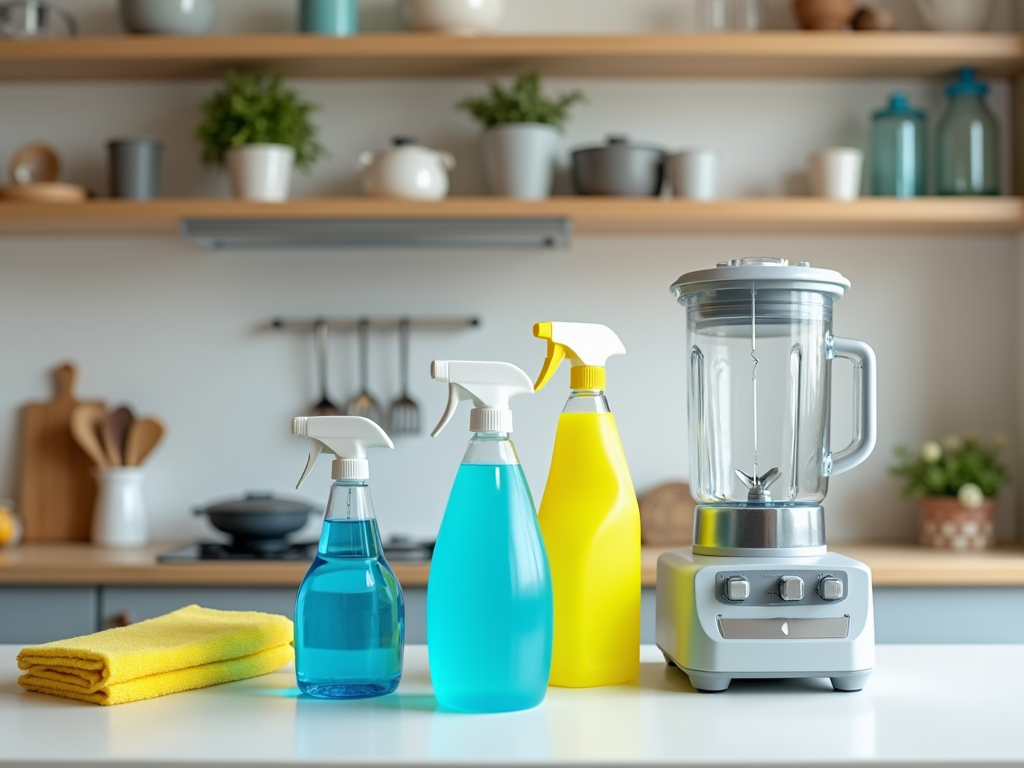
(830, 337), (877, 476)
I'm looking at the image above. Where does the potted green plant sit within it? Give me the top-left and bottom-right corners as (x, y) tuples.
(196, 72), (325, 202)
(891, 433), (1010, 549)
(457, 71), (584, 200)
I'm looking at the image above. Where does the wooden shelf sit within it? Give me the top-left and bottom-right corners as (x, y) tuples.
(0, 197), (1019, 236)
(5, 543), (1024, 587)
(0, 33), (1022, 81)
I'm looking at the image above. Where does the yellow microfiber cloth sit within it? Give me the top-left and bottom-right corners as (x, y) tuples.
(17, 604), (294, 706)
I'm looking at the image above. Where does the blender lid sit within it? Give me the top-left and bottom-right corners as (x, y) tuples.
(670, 258), (851, 300)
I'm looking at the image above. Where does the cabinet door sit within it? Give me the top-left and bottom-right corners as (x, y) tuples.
(874, 587), (1024, 643)
(0, 586), (97, 644)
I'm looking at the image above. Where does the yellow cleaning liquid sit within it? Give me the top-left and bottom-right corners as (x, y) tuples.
(539, 411), (640, 687)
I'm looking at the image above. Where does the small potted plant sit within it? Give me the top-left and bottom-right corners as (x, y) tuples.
(196, 72), (325, 202)
(891, 433), (1010, 550)
(457, 71), (584, 200)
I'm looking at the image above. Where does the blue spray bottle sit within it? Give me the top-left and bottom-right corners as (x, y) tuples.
(292, 415), (404, 699)
(428, 360), (553, 713)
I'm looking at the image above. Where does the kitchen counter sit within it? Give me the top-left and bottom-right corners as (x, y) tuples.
(4, 542), (1024, 587)
(1, 643), (1021, 767)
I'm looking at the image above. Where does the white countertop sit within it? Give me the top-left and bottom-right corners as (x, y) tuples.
(1, 644), (1022, 767)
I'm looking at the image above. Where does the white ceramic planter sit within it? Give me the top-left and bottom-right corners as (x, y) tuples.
(359, 140), (455, 201)
(92, 468), (147, 548)
(809, 147), (864, 201)
(226, 144), (295, 202)
(403, 0), (504, 34)
(482, 123), (559, 200)
(915, 0), (994, 31)
(668, 149), (718, 201)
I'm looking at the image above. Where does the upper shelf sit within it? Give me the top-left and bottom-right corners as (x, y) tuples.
(1, 32), (1022, 81)
(0, 197), (1018, 236)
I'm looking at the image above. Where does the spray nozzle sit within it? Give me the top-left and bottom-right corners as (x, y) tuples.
(292, 415), (393, 488)
(430, 360), (533, 437)
(532, 321), (626, 391)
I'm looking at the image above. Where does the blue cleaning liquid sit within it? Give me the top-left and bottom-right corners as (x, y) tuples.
(295, 518), (404, 699)
(427, 463), (553, 713)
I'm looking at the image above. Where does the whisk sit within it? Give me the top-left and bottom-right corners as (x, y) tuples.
(388, 317), (420, 435)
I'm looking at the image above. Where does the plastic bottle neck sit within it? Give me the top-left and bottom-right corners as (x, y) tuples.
(563, 389), (611, 414)
(325, 480), (376, 522)
(320, 481), (382, 559)
(462, 431), (520, 465)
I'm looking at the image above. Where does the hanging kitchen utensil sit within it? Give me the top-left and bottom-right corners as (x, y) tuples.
(101, 405), (135, 467)
(311, 319), (341, 416)
(0, 0), (76, 37)
(347, 318), (382, 426)
(124, 418), (165, 467)
(388, 317), (420, 435)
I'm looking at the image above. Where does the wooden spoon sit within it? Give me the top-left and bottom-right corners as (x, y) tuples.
(70, 404), (109, 468)
(124, 418), (164, 467)
(101, 406), (134, 467)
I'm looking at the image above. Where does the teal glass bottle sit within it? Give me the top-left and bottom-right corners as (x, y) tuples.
(294, 479), (404, 698)
(427, 431), (554, 713)
(871, 93), (926, 197)
(937, 69), (1000, 196)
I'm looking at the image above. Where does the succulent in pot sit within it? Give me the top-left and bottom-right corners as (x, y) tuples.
(891, 433), (1010, 550)
(402, 0), (504, 34)
(358, 137), (455, 201)
(195, 71), (325, 202)
(457, 71), (585, 200)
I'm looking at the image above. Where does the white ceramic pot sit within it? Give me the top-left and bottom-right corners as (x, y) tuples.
(92, 468), (147, 548)
(915, 0), (994, 31)
(358, 138), (455, 201)
(482, 123), (559, 200)
(668, 149), (718, 201)
(403, 0), (504, 34)
(809, 147), (863, 201)
(120, 0), (218, 35)
(226, 144), (295, 202)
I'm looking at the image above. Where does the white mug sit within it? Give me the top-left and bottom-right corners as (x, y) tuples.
(669, 149), (718, 200)
(809, 148), (863, 201)
(92, 468), (147, 548)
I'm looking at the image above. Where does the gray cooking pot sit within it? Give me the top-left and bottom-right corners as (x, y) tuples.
(195, 493), (314, 552)
(571, 135), (666, 197)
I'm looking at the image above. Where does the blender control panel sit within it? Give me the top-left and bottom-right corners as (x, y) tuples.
(714, 570), (849, 607)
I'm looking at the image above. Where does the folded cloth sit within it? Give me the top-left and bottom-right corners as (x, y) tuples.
(17, 605), (294, 706)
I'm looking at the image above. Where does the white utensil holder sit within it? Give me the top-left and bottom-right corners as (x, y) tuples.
(92, 468), (148, 548)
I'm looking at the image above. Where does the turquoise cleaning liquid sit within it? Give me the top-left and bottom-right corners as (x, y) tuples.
(428, 461), (553, 713)
(295, 517), (404, 699)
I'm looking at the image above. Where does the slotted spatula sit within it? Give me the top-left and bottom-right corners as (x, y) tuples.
(347, 318), (382, 426)
(388, 318), (420, 435)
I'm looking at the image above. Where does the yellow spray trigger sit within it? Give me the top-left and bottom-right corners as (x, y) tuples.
(533, 339), (565, 392)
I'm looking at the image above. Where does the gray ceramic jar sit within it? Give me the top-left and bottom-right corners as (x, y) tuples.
(119, 0), (218, 35)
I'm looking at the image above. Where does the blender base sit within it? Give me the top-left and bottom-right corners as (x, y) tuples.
(656, 549), (875, 694)
(663, 653), (873, 693)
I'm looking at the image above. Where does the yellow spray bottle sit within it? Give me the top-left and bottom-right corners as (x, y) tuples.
(532, 321), (640, 687)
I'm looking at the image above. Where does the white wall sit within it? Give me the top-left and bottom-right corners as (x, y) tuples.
(0, 0), (1018, 544)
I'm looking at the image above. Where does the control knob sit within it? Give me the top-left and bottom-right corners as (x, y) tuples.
(724, 576), (750, 602)
(778, 575), (804, 601)
(817, 576), (844, 601)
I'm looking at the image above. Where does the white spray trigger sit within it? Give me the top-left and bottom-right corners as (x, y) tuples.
(430, 360), (533, 436)
(292, 415), (394, 486)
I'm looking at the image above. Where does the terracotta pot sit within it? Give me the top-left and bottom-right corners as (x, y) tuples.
(918, 496), (996, 550)
(793, 0), (855, 30)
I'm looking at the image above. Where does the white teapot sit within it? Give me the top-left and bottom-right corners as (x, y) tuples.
(358, 138), (456, 201)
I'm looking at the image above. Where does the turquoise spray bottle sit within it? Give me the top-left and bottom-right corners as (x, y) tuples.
(427, 360), (553, 713)
(292, 415), (404, 699)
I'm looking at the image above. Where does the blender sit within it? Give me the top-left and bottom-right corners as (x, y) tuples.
(657, 258), (877, 692)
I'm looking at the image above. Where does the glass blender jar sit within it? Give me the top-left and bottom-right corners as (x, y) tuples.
(675, 258), (875, 555)
(655, 258), (877, 693)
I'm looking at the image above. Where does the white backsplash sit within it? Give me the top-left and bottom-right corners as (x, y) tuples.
(0, 0), (1019, 544)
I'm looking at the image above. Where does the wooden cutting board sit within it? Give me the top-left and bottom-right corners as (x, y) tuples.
(19, 364), (104, 542)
